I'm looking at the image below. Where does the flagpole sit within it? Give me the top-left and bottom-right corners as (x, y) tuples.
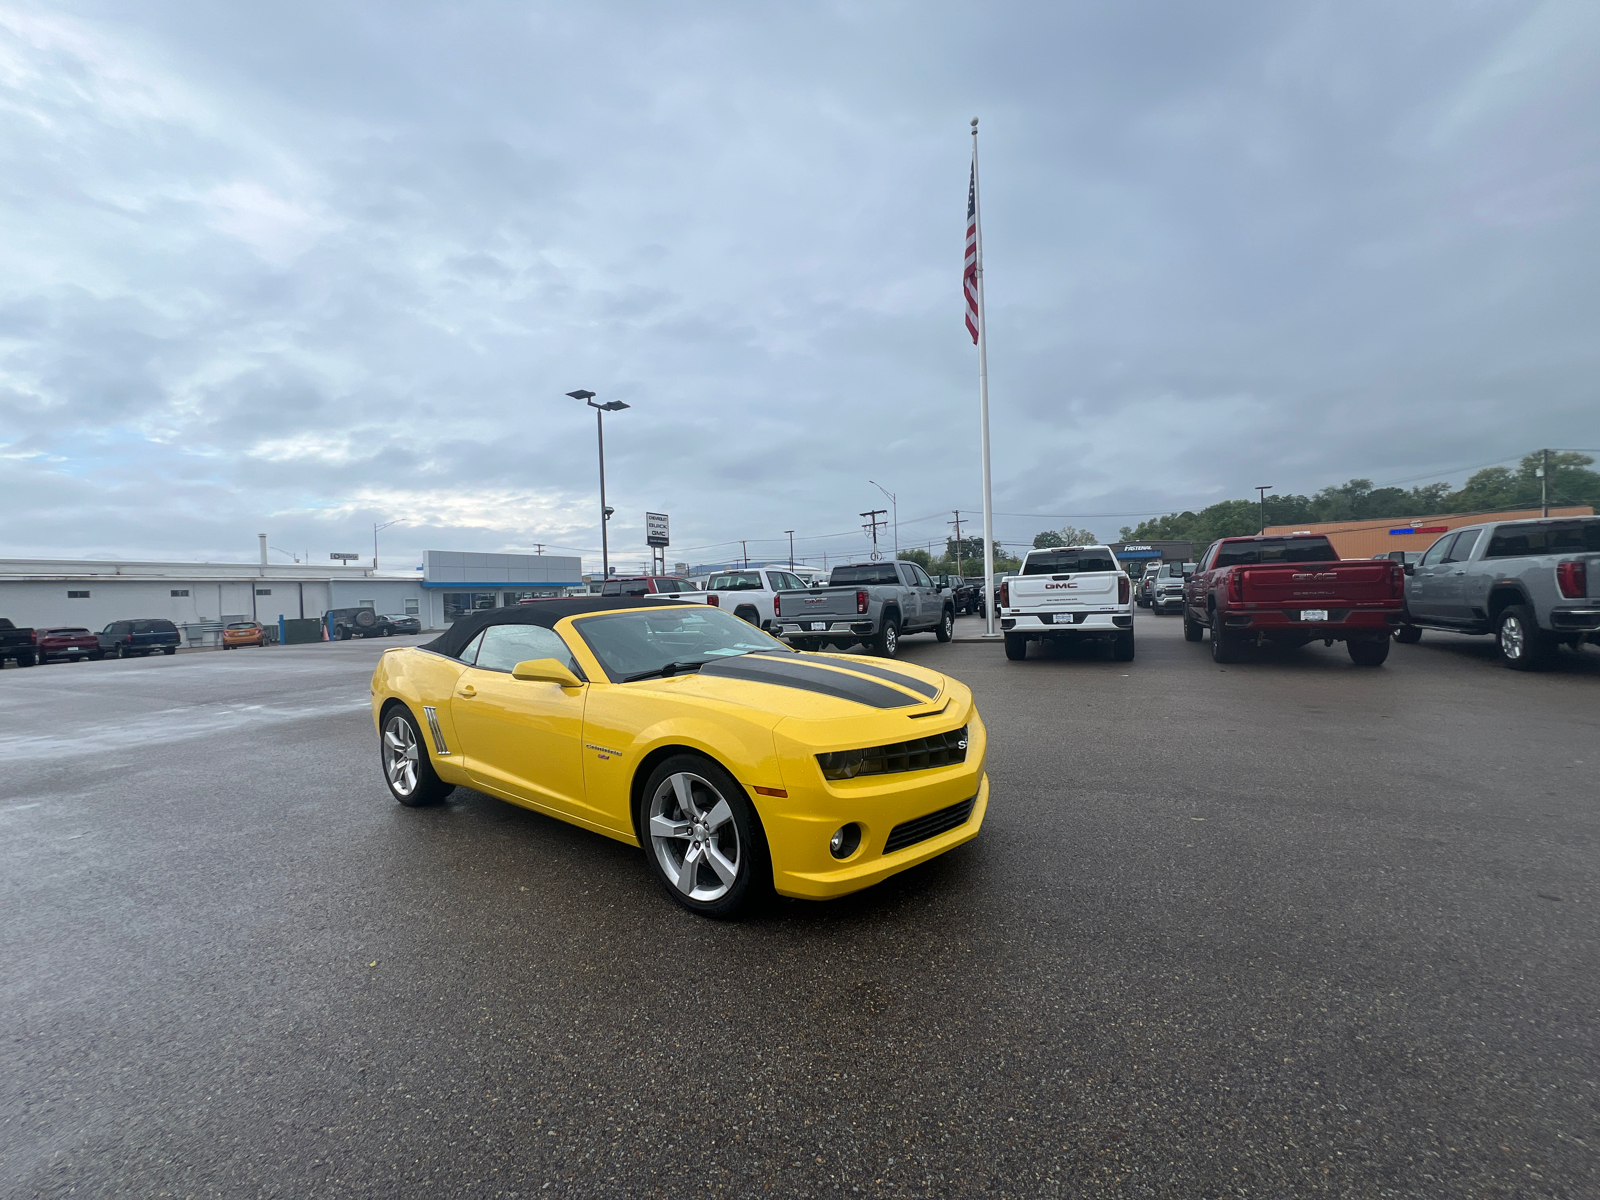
(972, 118), (998, 638)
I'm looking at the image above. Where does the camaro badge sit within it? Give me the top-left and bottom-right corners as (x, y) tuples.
(584, 742), (622, 760)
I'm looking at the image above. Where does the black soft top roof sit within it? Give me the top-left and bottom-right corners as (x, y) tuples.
(421, 597), (667, 659)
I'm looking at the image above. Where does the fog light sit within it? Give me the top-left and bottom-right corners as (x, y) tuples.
(829, 823), (861, 859)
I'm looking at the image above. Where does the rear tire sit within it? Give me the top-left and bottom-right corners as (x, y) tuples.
(163, 647), (176, 655)
(935, 608), (954, 642)
(1113, 629), (1135, 661)
(1497, 604), (1556, 670)
(381, 706), (455, 807)
(1209, 610), (1239, 664)
(873, 617), (900, 658)
(1004, 633), (1027, 661)
(1347, 638), (1390, 667)
(1183, 611), (1204, 642)
(639, 753), (770, 918)
(1394, 624), (1422, 644)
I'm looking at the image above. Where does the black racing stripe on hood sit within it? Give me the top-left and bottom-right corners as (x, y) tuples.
(698, 655), (918, 709)
(806, 657), (941, 699)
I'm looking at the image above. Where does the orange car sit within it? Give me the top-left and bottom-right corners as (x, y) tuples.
(222, 621), (266, 648)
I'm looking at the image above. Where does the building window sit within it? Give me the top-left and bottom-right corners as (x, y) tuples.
(67, 590), (89, 599)
(256, 588), (272, 596)
(404, 598), (419, 616)
(171, 589), (189, 597)
(443, 592), (497, 622)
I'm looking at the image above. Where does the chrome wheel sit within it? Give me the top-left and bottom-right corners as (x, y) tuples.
(383, 713), (421, 797)
(648, 771), (742, 902)
(1500, 613), (1524, 660)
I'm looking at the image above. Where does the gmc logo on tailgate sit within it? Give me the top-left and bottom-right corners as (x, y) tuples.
(1291, 573), (1339, 580)
(1044, 582), (1078, 589)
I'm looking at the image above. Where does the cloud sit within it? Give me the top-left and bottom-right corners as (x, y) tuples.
(1, 1), (1597, 570)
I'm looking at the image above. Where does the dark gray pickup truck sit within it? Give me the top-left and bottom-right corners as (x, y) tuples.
(1398, 516), (1600, 669)
(774, 560), (955, 657)
(1, 617), (38, 667)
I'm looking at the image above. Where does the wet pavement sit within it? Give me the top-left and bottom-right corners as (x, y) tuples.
(2, 617), (1596, 1197)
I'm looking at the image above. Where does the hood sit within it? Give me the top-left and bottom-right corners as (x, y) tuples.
(622, 653), (949, 722)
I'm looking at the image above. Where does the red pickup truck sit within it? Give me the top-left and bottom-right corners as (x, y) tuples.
(1182, 534), (1404, 665)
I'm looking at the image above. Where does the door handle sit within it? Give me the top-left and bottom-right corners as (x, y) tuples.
(457, 684), (476, 698)
(1452, 570), (1465, 576)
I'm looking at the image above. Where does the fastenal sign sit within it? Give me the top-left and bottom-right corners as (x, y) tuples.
(645, 512), (670, 548)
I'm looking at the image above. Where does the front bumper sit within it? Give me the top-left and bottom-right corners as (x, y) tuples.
(764, 710), (988, 900)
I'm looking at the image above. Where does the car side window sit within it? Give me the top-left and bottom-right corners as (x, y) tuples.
(1444, 529), (1480, 563)
(472, 625), (579, 674)
(457, 629), (486, 664)
(1420, 534), (1455, 567)
(909, 564), (933, 589)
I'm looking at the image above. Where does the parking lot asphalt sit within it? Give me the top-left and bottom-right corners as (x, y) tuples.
(2, 615), (1596, 1198)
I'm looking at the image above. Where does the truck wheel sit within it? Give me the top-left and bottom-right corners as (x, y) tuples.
(1347, 638), (1390, 666)
(1183, 611), (1204, 642)
(1113, 629), (1135, 661)
(163, 647), (176, 656)
(1497, 604), (1556, 670)
(873, 618), (900, 658)
(1003, 633), (1027, 661)
(16, 652), (36, 667)
(1394, 625), (1422, 644)
(1209, 611), (1239, 664)
(935, 608), (954, 642)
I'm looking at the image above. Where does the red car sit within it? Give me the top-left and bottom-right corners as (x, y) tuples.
(598, 576), (699, 596)
(1182, 534), (1404, 665)
(37, 627), (102, 663)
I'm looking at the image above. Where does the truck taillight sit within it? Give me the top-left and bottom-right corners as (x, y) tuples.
(1117, 576), (1129, 603)
(1390, 563), (1405, 599)
(1227, 569), (1243, 603)
(773, 595), (781, 618)
(856, 590), (868, 615)
(1557, 560), (1588, 599)
(706, 594), (719, 607)
(998, 581), (1009, 608)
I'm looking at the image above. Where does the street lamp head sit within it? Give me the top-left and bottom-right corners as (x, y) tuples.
(566, 389), (595, 400)
(601, 401), (629, 412)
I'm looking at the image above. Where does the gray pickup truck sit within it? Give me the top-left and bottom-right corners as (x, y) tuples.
(774, 560), (955, 657)
(1398, 515), (1600, 669)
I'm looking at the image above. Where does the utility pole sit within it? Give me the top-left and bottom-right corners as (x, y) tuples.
(1541, 448), (1550, 517)
(860, 509), (888, 559)
(950, 510), (965, 578)
(869, 481), (898, 560)
(531, 543), (544, 555)
(784, 531), (794, 569)
(1254, 485), (1274, 535)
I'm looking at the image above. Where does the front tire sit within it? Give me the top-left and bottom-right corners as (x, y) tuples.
(1394, 624), (1422, 644)
(935, 607), (954, 642)
(1497, 604), (1556, 670)
(381, 706), (455, 806)
(873, 617), (900, 658)
(1183, 610), (1204, 642)
(640, 754), (770, 918)
(1347, 638), (1390, 667)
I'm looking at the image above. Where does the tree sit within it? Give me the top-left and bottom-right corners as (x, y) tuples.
(1032, 530), (1063, 549)
(897, 547), (934, 571)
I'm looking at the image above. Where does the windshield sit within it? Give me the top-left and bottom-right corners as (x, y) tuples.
(575, 606), (790, 682)
(1485, 520), (1600, 558)
(708, 571), (764, 591)
(226, 622), (258, 630)
(830, 564), (899, 585)
(45, 628), (91, 635)
(1215, 537), (1337, 567)
(1024, 550), (1118, 574)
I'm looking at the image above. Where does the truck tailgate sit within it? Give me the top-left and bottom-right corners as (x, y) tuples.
(777, 589), (860, 621)
(1237, 561), (1399, 606)
(1007, 573), (1121, 611)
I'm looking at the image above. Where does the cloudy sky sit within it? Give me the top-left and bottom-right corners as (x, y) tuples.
(2, 1), (1597, 573)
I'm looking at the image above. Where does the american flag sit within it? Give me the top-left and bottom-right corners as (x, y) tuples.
(963, 161), (980, 344)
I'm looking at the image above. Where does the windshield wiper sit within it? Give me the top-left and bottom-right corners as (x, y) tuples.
(622, 660), (713, 683)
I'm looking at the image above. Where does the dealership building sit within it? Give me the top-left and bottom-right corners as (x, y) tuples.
(0, 549), (582, 642)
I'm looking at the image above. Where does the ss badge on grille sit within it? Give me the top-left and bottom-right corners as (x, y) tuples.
(957, 739), (968, 750)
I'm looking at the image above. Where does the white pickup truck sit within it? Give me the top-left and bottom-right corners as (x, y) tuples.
(998, 544), (1135, 661)
(647, 567), (814, 632)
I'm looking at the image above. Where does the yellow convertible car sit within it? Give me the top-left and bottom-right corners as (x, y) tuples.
(370, 598), (987, 916)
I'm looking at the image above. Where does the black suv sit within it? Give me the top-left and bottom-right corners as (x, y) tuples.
(98, 619), (181, 658)
(327, 607), (395, 640)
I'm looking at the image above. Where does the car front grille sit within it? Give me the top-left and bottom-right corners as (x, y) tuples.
(884, 796), (977, 853)
(816, 726), (968, 780)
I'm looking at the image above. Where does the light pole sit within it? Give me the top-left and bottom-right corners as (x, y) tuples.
(869, 480), (898, 560)
(374, 519), (404, 570)
(567, 390), (630, 580)
(784, 530), (794, 569)
(1255, 485), (1273, 535)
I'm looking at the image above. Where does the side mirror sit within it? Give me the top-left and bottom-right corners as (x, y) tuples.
(1403, 563), (1415, 576)
(1181, 571), (1193, 582)
(511, 658), (585, 688)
